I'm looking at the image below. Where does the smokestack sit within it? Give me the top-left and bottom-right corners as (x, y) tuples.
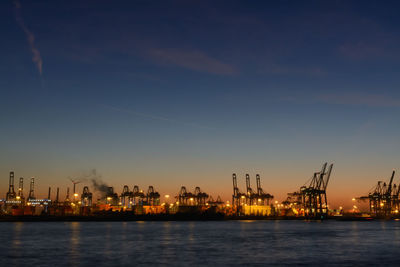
(56, 187), (59, 203)
(65, 187), (70, 202)
(48, 187), (51, 200)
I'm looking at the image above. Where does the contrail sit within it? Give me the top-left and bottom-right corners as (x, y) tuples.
(14, 0), (43, 76)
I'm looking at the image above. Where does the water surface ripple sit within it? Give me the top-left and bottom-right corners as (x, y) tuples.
(0, 220), (398, 266)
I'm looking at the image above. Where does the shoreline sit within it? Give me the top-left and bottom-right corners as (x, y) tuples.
(0, 214), (382, 222)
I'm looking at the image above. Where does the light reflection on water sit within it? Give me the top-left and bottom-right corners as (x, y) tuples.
(69, 222), (80, 266)
(0, 220), (399, 266)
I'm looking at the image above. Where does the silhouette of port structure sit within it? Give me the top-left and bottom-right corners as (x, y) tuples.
(356, 170), (400, 218)
(8, 163), (393, 221)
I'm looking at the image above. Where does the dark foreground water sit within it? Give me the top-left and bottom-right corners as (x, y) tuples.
(0, 220), (399, 266)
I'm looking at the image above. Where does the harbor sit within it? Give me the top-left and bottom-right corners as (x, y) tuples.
(1, 162), (398, 221)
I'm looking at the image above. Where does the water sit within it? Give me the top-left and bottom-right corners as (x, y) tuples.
(0, 220), (399, 266)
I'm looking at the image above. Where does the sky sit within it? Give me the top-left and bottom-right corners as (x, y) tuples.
(1, 0), (400, 209)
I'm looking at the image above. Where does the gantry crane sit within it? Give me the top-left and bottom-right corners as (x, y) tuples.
(255, 174), (274, 205)
(358, 170), (397, 217)
(194, 187), (208, 205)
(18, 177), (24, 204)
(232, 173), (245, 207)
(300, 163), (333, 218)
(132, 185), (145, 205)
(120, 185), (132, 207)
(245, 174), (257, 205)
(146, 186), (160, 206)
(6, 171), (16, 201)
(28, 177), (35, 201)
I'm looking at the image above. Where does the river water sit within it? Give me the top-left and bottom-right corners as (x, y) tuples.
(0, 220), (399, 266)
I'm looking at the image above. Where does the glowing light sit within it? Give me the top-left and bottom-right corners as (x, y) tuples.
(352, 198), (356, 201)
(74, 193), (78, 197)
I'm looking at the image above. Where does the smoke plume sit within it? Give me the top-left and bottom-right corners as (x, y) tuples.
(74, 169), (110, 197)
(14, 0), (43, 76)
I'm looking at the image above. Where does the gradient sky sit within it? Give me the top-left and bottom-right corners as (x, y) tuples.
(1, 0), (400, 208)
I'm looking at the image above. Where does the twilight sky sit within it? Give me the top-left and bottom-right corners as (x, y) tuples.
(1, 0), (400, 208)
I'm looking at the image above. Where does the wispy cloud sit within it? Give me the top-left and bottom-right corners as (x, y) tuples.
(102, 104), (214, 130)
(259, 64), (325, 76)
(316, 93), (400, 108)
(148, 48), (237, 75)
(14, 0), (43, 76)
(338, 42), (386, 60)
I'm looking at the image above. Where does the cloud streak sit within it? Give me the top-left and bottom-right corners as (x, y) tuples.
(148, 48), (237, 75)
(338, 42), (386, 60)
(260, 64), (325, 76)
(14, 0), (43, 76)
